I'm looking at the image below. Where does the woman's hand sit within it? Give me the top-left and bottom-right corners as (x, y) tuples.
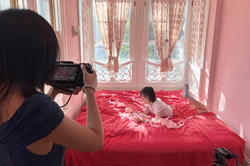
(81, 65), (97, 92)
(67, 91), (86, 120)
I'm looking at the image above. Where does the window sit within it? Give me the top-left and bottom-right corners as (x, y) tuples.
(0, 0), (11, 10)
(0, 0), (67, 106)
(146, 0), (187, 83)
(80, 0), (209, 90)
(17, 0), (28, 9)
(0, 0), (29, 9)
(0, 0), (60, 32)
(37, 0), (52, 27)
(93, 4), (131, 65)
(36, 0), (66, 106)
(36, 0), (65, 59)
(93, 1), (132, 83)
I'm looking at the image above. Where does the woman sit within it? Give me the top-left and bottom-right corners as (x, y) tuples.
(0, 9), (103, 166)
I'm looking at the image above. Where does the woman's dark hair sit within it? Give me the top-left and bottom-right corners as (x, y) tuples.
(0, 9), (59, 105)
(140, 86), (156, 102)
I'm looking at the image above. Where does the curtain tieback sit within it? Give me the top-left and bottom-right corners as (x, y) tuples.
(160, 57), (173, 72)
(107, 57), (119, 72)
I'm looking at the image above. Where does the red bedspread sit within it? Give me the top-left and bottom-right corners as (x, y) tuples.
(65, 90), (245, 166)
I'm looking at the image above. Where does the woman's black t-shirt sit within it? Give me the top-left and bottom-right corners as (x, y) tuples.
(0, 93), (65, 166)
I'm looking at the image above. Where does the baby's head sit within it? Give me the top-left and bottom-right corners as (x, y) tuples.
(140, 86), (156, 104)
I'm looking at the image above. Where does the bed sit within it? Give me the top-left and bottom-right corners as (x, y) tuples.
(64, 90), (245, 166)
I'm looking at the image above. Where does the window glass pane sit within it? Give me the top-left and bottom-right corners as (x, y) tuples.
(18, 0), (24, 8)
(0, 0), (11, 10)
(147, 3), (159, 64)
(93, 2), (131, 64)
(93, 2), (132, 83)
(37, 0), (51, 24)
(17, 0), (28, 8)
(96, 63), (132, 82)
(54, 0), (61, 31)
(147, 0), (187, 82)
(93, 1), (107, 64)
(119, 10), (130, 64)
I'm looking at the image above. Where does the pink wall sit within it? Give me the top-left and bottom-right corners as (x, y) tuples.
(204, 0), (250, 158)
(63, 0), (81, 105)
(64, 0), (81, 63)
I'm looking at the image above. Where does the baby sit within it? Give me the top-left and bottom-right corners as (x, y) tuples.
(126, 86), (173, 122)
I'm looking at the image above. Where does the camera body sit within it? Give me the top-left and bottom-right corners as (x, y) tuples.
(46, 61), (93, 93)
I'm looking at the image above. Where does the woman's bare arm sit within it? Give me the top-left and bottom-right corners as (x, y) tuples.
(66, 92), (86, 120)
(44, 67), (104, 152)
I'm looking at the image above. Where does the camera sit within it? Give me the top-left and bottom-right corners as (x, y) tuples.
(213, 148), (241, 166)
(46, 61), (93, 93)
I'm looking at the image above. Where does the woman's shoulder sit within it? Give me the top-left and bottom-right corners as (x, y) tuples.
(24, 93), (58, 110)
(0, 93), (52, 126)
(24, 93), (62, 115)
(27, 92), (51, 103)
(0, 93), (64, 148)
(9, 93), (62, 125)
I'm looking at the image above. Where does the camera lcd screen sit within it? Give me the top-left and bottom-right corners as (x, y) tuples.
(52, 66), (78, 81)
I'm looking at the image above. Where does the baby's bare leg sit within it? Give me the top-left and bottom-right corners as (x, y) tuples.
(190, 98), (206, 110)
(189, 97), (207, 113)
(183, 83), (207, 113)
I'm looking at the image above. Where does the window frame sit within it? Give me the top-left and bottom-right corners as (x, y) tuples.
(141, 0), (187, 89)
(145, 0), (187, 85)
(79, 0), (210, 91)
(0, 0), (11, 10)
(79, 0), (136, 87)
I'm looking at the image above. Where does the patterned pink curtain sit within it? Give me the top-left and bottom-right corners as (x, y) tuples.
(95, 0), (114, 70)
(152, 0), (186, 72)
(95, 0), (129, 72)
(189, 0), (206, 68)
(187, 0), (207, 100)
(168, 0), (186, 71)
(113, 0), (130, 72)
(151, 0), (168, 72)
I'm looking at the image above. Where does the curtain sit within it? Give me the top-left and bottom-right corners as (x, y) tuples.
(113, 0), (130, 72)
(151, 0), (168, 72)
(152, 0), (186, 72)
(95, 0), (129, 72)
(95, 0), (114, 71)
(168, 0), (186, 71)
(187, 0), (207, 100)
(189, 0), (206, 68)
